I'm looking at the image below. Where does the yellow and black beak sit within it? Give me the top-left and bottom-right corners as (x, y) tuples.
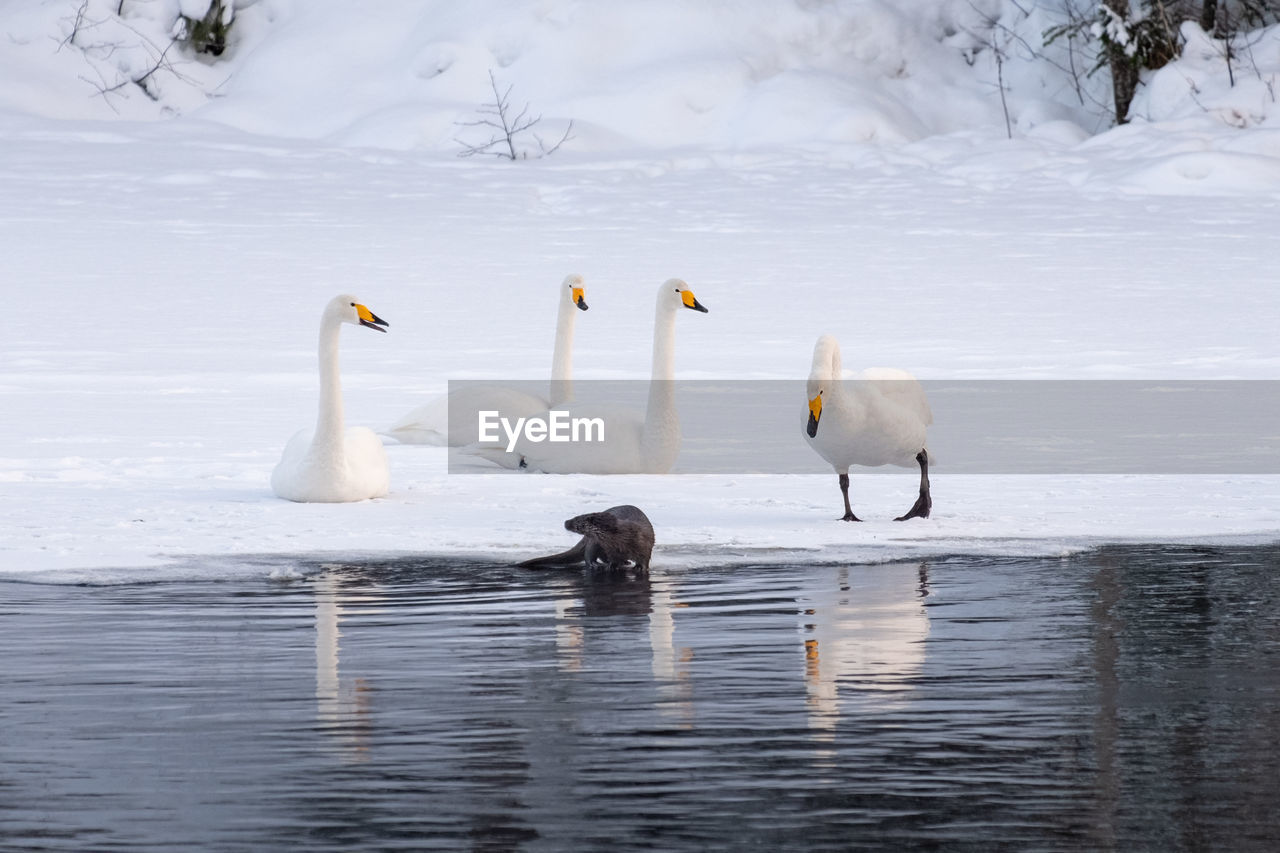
(356, 304), (389, 332)
(681, 289), (709, 313)
(806, 394), (822, 438)
(573, 286), (588, 311)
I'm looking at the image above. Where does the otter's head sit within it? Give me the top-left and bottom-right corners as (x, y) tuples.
(565, 511), (620, 537)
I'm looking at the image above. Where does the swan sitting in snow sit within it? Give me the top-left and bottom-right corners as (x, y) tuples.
(803, 334), (932, 521)
(385, 274), (588, 446)
(272, 294), (390, 503)
(475, 278), (708, 474)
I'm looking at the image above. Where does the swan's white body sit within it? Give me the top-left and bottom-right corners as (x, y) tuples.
(476, 279), (708, 474)
(386, 275), (587, 446)
(272, 295), (390, 503)
(803, 336), (931, 472)
(803, 335), (933, 520)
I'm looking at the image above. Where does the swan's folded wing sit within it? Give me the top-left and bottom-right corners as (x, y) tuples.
(383, 396), (451, 445)
(859, 367), (933, 426)
(460, 443), (526, 469)
(385, 386), (552, 447)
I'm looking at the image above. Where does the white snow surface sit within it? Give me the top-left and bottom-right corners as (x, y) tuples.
(2, 2), (1279, 582)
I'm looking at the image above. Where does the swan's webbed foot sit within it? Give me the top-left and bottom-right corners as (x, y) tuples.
(894, 495), (931, 521)
(840, 510), (863, 522)
(894, 449), (932, 522)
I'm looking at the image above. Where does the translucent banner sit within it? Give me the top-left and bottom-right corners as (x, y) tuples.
(433, 380), (1280, 475)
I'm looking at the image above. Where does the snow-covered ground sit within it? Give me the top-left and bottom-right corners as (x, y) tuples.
(2, 1), (1279, 582)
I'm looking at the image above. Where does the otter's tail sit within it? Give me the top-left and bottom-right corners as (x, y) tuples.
(516, 539), (587, 569)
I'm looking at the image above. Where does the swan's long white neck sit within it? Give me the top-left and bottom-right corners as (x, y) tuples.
(650, 299), (678, 384)
(549, 289), (578, 407)
(812, 337), (842, 383)
(642, 299), (680, 468)
(314, 314), (346, 455)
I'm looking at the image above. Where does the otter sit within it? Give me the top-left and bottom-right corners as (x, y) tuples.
(518, 505), (655, 573)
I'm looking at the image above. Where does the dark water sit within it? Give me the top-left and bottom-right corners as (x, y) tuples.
(2, 546), (1279, 852)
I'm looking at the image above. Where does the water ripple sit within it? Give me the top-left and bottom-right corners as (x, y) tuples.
(2, 546), (1278, 850)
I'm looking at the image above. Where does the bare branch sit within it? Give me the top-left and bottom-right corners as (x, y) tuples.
(536, 119), (576, 156)
(58, 0), (229, 108)
(58, 0), (91, 51)
(455, 69), (573, 161)
(133, 38), (181, 100)
(961, 2), (1017, 138)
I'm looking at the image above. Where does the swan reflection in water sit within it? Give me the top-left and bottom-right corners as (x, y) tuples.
(314, 571), (374, 760)
(799, 563), (931, 742)
(551, 570), (694, 725)
(648, 577), (695, 726)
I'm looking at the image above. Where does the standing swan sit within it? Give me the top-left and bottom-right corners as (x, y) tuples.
(478, 279), (708, 474)
(803, 335), (932, 521)
(385, 275), (588, 446)
(272, 294), (390, 503)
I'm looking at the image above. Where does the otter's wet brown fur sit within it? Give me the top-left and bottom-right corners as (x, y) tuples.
(517, 505), (655, 573)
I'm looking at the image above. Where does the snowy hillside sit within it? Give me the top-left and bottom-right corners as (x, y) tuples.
(2, 1), (1276, 152)
(1, 1), (1279, 581)
(2, 2), (1012, 143)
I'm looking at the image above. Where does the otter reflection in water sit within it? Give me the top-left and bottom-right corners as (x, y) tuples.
(548, 567), (694, 725)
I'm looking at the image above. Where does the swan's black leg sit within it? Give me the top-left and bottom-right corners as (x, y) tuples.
(838, 473), (862, 522)
(895, 449), (932, 521)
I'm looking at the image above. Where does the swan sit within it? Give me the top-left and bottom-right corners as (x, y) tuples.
(475, 278), (708, 474)
(271, 294), (391, 503)
(384, 274), (588, 446)
(803, 334), (932, 521)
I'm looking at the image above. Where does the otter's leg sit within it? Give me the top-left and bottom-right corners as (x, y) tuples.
(838, 472), (861, 522)
(894, 449), (932, 522)
(584, 540), (613, 571)
(517, 538), (588, 569)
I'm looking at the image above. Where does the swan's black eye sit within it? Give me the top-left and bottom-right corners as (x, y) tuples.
(350, 302), (355, 307)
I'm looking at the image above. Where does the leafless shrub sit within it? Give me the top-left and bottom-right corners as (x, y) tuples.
(456, 70), (574, 160)
(54, 0), (223, 112)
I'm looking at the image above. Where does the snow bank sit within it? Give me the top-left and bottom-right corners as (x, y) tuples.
(6, 466), (1278, 585)
(2, 0), (1278, 186)
(1134, 21), (1280, 131)
(234, 0), (998, 151)
(0, 0), (1072, 150)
